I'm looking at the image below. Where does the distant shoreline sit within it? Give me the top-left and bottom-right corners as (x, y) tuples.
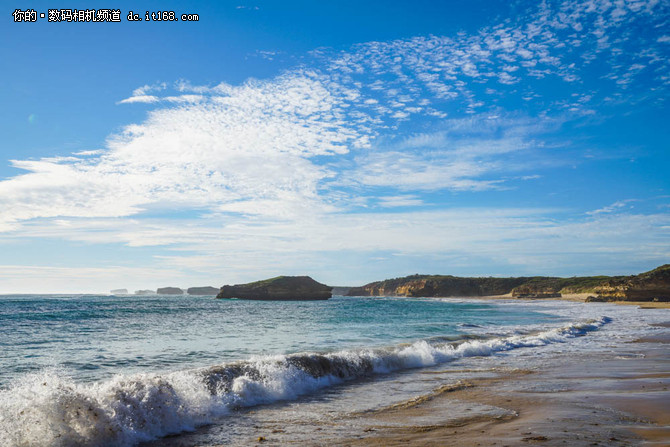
(445, 293), (670, 309)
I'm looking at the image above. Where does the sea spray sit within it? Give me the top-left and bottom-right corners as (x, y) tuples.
(0, 316), (611, 447)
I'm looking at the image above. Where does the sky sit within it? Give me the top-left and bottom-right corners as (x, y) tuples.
(0, 0), (669, 293)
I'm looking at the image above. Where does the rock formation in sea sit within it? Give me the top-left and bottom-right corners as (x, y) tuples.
(216, 276), (332, 300)
(346, 265), (670, 301)
(134, 289), (156, 295)
(187, 286), (220, 295)
(110, 289), (128, 295)
(157, 287), (184, 295)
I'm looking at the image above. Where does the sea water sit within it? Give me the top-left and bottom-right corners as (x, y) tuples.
(0, 294), (667, 446)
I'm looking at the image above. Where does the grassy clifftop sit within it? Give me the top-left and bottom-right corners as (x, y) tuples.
(346, 265), (670, 301)
(590, 264), (670, 301)
(347, 274), (528, 297)
(509, 276), (622, 296)
(216, 276), (332, 301)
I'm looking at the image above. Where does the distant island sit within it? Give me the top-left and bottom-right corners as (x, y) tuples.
(109, 286), (221, 296)
(216, 276), (332, 300)
(110, 289), (128, 295)
(134, 289), (156, 295)
(157, 287), (184, 295)
(187, 286), (220, 295)
(346, 264), (670, 302)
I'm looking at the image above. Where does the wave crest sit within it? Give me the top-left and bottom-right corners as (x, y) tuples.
(0, 316), (611, 447)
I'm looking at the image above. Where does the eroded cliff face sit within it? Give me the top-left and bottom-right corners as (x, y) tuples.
(347, 265), (670, 301)
(592, 265), (670, 301)
(509, 276), (616, 297)
(347, 275), (528, 297)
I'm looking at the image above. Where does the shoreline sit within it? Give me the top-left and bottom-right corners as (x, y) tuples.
(344, 292), (670, 309)
(325, 318), (670, 446)
(429, 293), (670, 309)
(139, 301), (670, 447)
(160, 315), (670, 446)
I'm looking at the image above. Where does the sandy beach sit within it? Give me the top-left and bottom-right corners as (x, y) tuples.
(328, 338), (670, 446)
(317, 309), (669, 446)
(459, 293), (670, 309)
(324, 301), (670, 446)
(195, 301), (669, 447)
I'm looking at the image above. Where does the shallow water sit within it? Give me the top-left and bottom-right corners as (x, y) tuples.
(0, 295), (667, 446)
(0, 294), (558, 385)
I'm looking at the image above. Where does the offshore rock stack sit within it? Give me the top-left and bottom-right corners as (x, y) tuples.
(216, 276), (332, 300)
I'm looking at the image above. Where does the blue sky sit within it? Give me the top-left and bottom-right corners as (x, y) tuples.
(1, 0), (669, 293)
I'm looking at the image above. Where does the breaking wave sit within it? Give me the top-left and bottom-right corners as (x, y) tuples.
(0, 316), (611, 447)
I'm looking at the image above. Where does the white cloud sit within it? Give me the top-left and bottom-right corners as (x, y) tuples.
(587, 199), (637, 215)
(348, 150), (503, 191)
(377, 195), (424, 208)
(5, 207), (668, 290)
(340, 114), (552, 191)
(117, 95), (160, 104)
(132, 82), (167, 96)
(0, 72), (368, 231)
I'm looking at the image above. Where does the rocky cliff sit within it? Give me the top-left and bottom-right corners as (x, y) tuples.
(589, 264), (670, 302)
(134, 289), (156, 295)
(157, 287), (184, 295)
(110, 289), (128, 295)
(509, 276), (619, 297)
(346, 275), (529, 297)
(216, 276), (332, 301)
(347, 265), (670, 301)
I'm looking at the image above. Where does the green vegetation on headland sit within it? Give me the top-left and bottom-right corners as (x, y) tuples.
(586, 264), (670, 302)
(216, 276), (333, 300)
(347, 275), (529, 298)
(346, 264), (670, 302)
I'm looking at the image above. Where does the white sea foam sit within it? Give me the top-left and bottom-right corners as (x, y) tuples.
(0, 316), (611, 447)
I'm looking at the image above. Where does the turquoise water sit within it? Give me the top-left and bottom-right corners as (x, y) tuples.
(0, 294), (559, 385)
(2, 294), (641, 447)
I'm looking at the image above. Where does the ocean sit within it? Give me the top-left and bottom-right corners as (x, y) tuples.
(0, 294), (667, 446)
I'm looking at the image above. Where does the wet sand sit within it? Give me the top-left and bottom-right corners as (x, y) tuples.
(227, 320), (670, 446)
(324, 322), (670, 446)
